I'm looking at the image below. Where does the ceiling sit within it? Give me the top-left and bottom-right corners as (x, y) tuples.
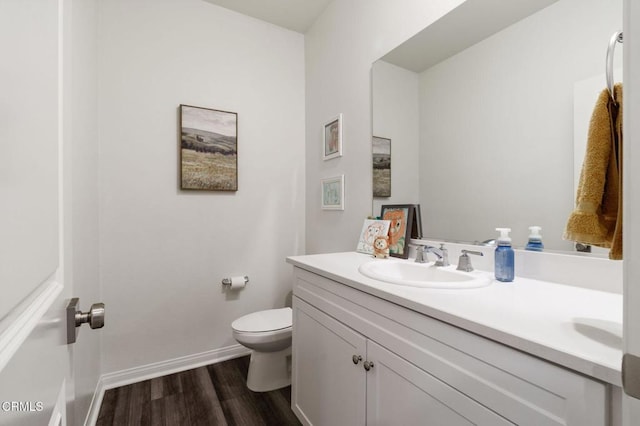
(201, 0), (332, 33)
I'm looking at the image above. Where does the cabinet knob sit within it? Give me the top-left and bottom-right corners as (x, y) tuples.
(363, 361), (374, 371)
(352, 355), (362, 364)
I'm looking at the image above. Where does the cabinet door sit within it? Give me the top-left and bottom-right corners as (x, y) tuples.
(366, 341), (513, 426)
(292, 297), (367, 426)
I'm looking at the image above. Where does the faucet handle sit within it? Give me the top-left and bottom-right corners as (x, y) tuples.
(409, 243), (427, 263)
(456, 250), (483, 272)
(409, 243), (428, 263)
(434, 243), (450, 267)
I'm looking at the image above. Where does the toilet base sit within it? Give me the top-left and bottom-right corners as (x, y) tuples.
(246, 346), (292, 392)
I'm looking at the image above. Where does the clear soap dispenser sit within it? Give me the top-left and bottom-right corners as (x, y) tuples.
(495, 228), (514, 282)
(525, 226), (544, 252)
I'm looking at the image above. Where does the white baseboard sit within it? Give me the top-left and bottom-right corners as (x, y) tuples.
(84, 344), (250, 426)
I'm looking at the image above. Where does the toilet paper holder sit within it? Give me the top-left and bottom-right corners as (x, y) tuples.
(222, 276), (250, 288)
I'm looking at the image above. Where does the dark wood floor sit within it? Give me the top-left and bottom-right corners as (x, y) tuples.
(96, 356), (301, 426)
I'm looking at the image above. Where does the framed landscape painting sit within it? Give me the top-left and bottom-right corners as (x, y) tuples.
(180, 104), (238, 191)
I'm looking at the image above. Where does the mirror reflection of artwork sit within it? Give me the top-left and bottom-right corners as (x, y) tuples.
(356, 219), (391, 255)
(381, 204), (415, 259)
(180, 104), (238, 191)
(372, 136), (391, 197)
(323, 114), (343, 160)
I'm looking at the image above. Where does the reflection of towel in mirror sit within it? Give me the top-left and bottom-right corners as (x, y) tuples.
(564, 84), (622, 259)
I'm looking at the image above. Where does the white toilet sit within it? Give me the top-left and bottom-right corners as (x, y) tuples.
(231, 307), (292, 392)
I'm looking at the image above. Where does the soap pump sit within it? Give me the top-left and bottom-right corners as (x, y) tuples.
(525, 226), (544, 252)
(494, 228), (514, 282)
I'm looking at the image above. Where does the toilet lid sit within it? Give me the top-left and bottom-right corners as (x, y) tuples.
(232, 307), (292, 333)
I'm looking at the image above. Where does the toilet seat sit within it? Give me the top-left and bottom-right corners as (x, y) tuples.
(232, 307), (292, 333)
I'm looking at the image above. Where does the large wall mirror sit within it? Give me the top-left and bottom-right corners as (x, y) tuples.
(372, 0), (623, 253)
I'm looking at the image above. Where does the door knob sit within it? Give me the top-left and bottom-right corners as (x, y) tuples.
(76, 302), (105, 329)
(67, 298), (105, 344)
(364, 361), (374, 371)
(352, 355), (362, 364)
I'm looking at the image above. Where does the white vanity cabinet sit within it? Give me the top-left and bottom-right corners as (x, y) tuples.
(293, 298), (510, 426)
(291, 266), (609, 426)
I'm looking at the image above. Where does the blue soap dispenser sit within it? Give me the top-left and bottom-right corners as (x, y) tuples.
(525, 226), (544, 252)
(494, 228), (514, 282)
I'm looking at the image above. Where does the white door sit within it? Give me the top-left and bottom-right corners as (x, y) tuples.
(0, 1), (100, 425)
(0, 0), (69, 423)
(292, 297), (367, 426)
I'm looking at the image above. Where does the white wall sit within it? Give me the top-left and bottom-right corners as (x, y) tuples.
(98, 0), (305, 373)
(304, 0), (466, 254)
(418, 0), (623, 250)
(371, 61), (420, 216)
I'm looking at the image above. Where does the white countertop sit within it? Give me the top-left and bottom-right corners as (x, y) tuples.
(287, 251), (623, 386)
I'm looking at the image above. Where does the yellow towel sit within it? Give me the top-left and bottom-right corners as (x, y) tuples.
(564, 83), (623, 259)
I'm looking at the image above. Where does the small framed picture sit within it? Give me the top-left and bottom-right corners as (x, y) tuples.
(323, 114), (343, 160)
(380, 204), (415, 258)
(321, 175), (345, 210)
(372, 136), (391, 197)
(356, 219), (391, 255)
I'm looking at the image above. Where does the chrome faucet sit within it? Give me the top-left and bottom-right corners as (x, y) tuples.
(427, 244), (450, 267)
(412, 243), (449, 266)
(456, 250), (483, 272)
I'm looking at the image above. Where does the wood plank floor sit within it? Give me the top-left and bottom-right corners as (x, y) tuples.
(96, 356), (301, 426)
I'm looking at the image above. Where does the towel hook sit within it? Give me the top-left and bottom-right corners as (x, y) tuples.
(606, 31), (623, 102)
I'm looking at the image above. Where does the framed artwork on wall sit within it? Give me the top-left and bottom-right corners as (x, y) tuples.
(323, 113), (343, 160)
(180, 104), (238, 191)
(372, 136), (391, 197)
(321, 175), (345, 210)
(380, 204), (415, 258)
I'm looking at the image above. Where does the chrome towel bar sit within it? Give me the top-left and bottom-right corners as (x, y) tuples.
(606, 31), (623, 102)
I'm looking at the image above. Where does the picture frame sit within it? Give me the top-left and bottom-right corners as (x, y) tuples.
(372, 136), (391, 197)
(180, 104), (238, 191)
(380, 204), (415, 258)
(321, 175), (345, 210)
(323, 113), (343, 160)
(356, 219), (391, 255)
(412, 204), (423, 239)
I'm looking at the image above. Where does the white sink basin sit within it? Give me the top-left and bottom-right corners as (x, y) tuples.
(358, 260), (492, 289)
